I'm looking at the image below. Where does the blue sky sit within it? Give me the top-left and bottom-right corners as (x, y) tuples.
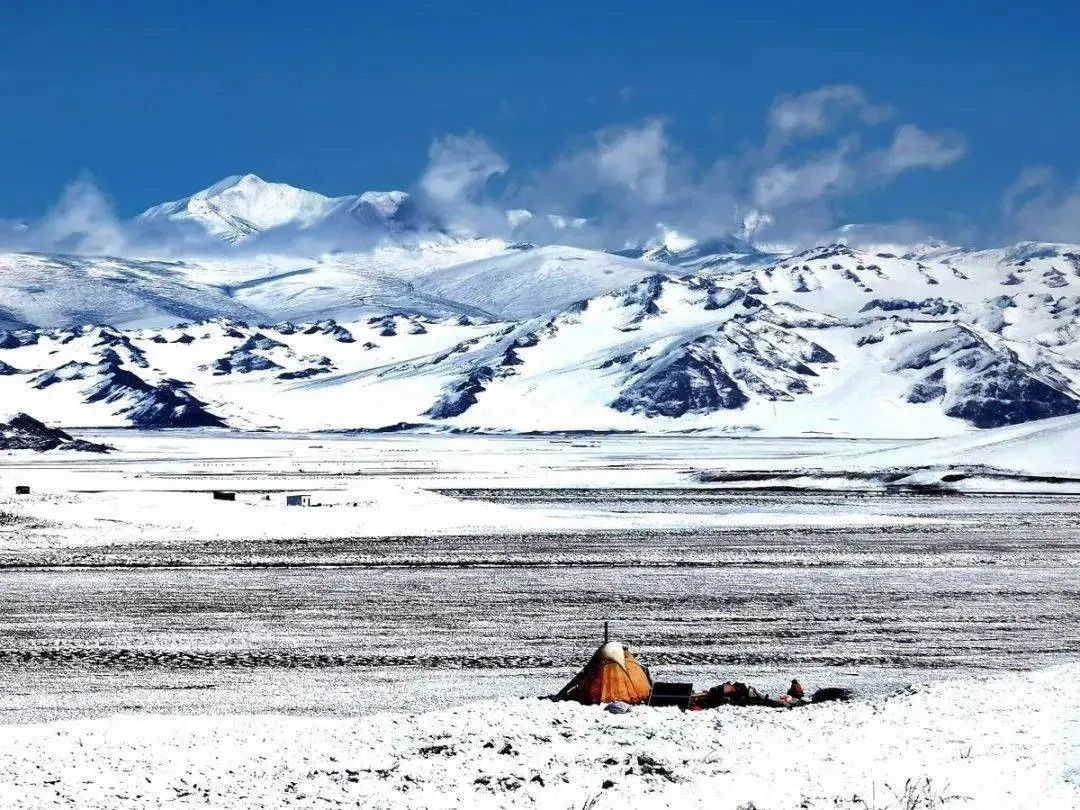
(1, 0), (1078, 244)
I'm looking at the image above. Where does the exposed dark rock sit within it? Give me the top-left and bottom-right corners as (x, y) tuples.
(304, 319), (355, 343)
(896, 327), (1080, 427)
(206, 333), (286, 375)
(238, 333), (287, 352)
(907, 368), (947, 403)
(369, 316), (398, 337)
(277, 367), (331, 380)
(859, 298), (961, 317)
(0, 330), (38, 349)
(611, 341), (749, 417)
(0, 413), (112, 452)
(425, 366), (495, 419)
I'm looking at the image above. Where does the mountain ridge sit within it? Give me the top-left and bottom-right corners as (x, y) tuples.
(3, 174), (1080, 435)
(3, 252), (1080, 436)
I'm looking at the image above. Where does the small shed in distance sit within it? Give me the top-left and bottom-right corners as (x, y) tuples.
(286, 494), (312, 507)
(14, 485), (30, 495)
(212, 491), (236, 501)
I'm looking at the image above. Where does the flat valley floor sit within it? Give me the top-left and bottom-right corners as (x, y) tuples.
(0, 432), (1076, 723)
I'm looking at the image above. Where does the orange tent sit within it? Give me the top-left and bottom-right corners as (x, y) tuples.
(554, 641), (652, 705)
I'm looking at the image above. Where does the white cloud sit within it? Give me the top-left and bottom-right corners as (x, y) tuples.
(752, 142), (855, 208)
(767, 84), (892, 145)
(3, 176), (128, 256)
(749, 123), (965, 219)
(419, 133), (508, 207)
(0, 85), (974, 257)
(505, 119), (706, 249)
(416, 133), (510, 236)
(592, 119), (670, 204)
(513, 94), (968, 248)
(1002, 165), (1055, 218)
(869, 124), (966, 175)
(1002, 166), (1080, 243)
(36, 176), (126, 254)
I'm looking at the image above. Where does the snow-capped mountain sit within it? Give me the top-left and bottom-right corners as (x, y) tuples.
(137, 174), (413, 244)
(4, 173), (1080, 436)
(3, 242), (1080, 437)
(139, 174), (340, 243)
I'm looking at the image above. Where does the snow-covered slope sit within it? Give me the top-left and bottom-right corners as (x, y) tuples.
(4, 266), (1080, 436)
(0, 252), (262, 329)
(415, 244), (667, 319)
(719, 242), (1080, 328)
(8, 172), (1080, 436)
(0, 241), (519, 328)
(839, 411), (1080, 476)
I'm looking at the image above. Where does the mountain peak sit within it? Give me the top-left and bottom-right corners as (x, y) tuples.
(139, 174), (337, 243)
(203, 173), (267, 194)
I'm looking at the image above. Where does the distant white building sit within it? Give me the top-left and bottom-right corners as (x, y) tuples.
(285, 494), (312, 507)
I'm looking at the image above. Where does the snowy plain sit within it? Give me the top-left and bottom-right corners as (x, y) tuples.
(0, 431), (1076, 808)
(0, 664), (1075, 809)
(1, 171), (1078, 807)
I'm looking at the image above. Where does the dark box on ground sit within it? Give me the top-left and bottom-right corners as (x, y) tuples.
(648, 682), (694, 711)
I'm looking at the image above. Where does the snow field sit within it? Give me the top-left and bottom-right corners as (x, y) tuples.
(0, 664), (1074, 809)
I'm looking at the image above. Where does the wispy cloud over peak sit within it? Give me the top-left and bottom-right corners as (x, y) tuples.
(0, 85), (982, 257)
(751, 141), (856, 209)
(419, 133), (508, 207)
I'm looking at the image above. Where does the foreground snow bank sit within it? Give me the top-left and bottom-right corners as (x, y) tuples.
(0, 665), (1075, 809)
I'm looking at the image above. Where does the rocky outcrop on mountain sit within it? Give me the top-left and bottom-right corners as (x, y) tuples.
(0, 413), (112, 452)
(425, 367), (496, 419)
(611, 338), (750, 417)
(33, 348), (226, 428)
(0, 330), (37, 349)
(893, 327), (1080, 428)
(207, 333), (286, 375)
(610, 319), (834, 418)
(860, 298), (962, 317)
(122, 378), (226, 428)
(303, 320), (355, 343)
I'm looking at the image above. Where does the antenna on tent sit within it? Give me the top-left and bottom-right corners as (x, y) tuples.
(604, 621), (609, 643)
